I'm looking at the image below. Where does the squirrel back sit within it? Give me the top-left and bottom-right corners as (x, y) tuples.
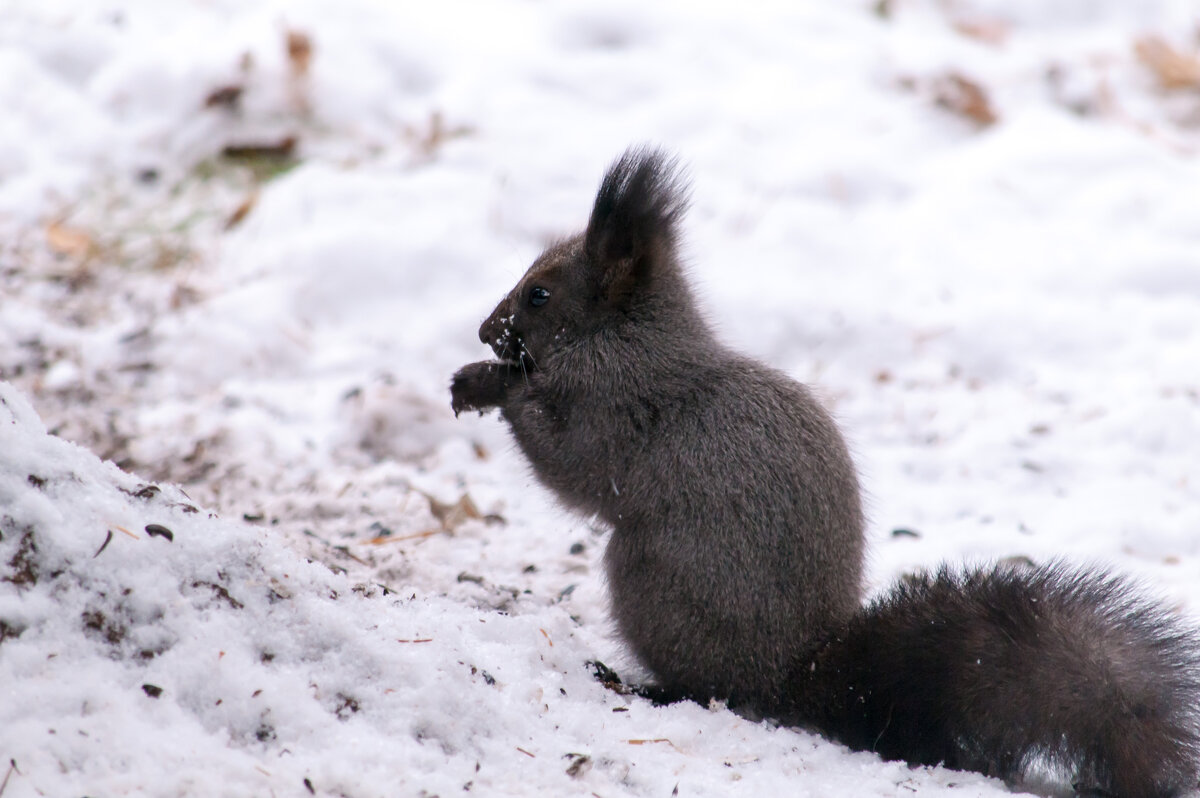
(450, 148), (1200, 796)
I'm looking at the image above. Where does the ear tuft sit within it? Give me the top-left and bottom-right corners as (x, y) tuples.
(584, 146), (689, 301)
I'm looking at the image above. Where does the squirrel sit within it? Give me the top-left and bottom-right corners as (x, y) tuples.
(450, 147), (1200, 797)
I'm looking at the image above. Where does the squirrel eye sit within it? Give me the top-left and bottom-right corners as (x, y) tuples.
(529, 286), (550, 307)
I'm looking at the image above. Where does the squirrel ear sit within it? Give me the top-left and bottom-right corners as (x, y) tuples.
(584, 146), (689, 305)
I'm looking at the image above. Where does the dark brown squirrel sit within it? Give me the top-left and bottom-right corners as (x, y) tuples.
(450, 147), (1200, 797)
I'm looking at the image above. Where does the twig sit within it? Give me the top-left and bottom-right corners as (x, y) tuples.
(368, 528), (442, 545)
(626, 738), (680, 751)
(0, 759), (18, 797)
(93, 530), (114, 558)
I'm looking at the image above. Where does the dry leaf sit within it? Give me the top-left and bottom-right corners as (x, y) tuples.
(953, 18), (1010, 47)
(170, 283), (202, 310)
(431, 494), (482, 530)
(204, 85), (244, 110)
(225, 189), (259, 230)
(45, 221), (93, 259)
(1135, 35), (1200, 90)
(405, 111), (475, 158)
(286, 30), (313, 78)
(223, 136), (297, 160)
(284, 30), (314, 115)
(934, 72), (998, 126)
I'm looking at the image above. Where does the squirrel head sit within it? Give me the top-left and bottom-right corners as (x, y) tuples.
(478, 147), (689, 368)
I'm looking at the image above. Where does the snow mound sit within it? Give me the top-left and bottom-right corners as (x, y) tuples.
(0, 382), (576, 796)
(0, 376), (1004, 798)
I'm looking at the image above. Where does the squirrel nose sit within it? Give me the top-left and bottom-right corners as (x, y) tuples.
(478, 317), (493, 346)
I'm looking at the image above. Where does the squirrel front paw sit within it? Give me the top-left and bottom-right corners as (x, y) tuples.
(450, 361), (511, 416)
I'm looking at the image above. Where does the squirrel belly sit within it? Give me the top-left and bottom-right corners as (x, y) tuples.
(449, 147), (1200, 797)
(592, 359), (864, 707)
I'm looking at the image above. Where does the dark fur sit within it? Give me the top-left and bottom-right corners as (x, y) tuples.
(793, 563), (1200, 796)
(451, 147), (1200, 796)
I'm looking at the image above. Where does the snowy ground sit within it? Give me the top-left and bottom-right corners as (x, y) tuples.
(3, 1), (1200, 796)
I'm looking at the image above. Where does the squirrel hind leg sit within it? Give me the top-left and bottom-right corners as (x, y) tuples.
(630, 682), (695, 707)
(586, 659), (709, 710)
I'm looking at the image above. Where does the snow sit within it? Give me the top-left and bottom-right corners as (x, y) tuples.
(2, 0), (1200, 795)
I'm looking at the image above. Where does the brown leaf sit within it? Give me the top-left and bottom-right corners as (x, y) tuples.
(286, 30), (313, 78)
(170, 283), (202, 310)
(953, 18), (1010, 47)
(204, 85), (244, 110)
(45, 221), (93, 259)
(405, 111), (475, 159)
(1135, 35), (1200, 90)
(225, 189), (259, 230)
(430, 493), (482, 530)
(223, 136), (297, 160)
(934, 72), (998, 126)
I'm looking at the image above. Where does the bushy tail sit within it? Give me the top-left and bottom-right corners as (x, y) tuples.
(788, 563), (1200, 798)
